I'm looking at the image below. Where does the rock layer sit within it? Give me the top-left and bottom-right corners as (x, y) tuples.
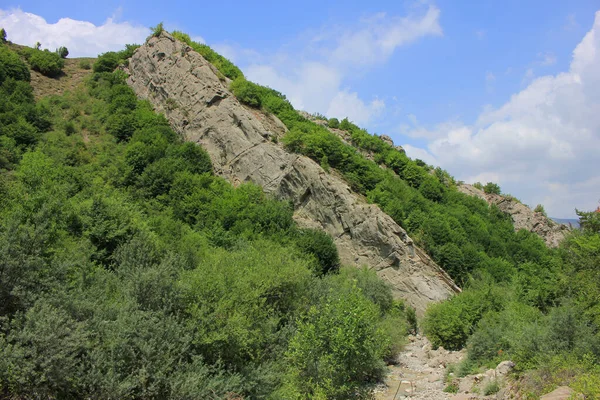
(458, 184), (569, 247)
(126, 32), (459, 314)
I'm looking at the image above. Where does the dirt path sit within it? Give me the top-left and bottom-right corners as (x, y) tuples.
(375, 335), (466, 400)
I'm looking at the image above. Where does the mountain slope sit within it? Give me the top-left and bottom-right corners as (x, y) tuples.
(126, 32), (459, 313)
(458, 183), (569, 247)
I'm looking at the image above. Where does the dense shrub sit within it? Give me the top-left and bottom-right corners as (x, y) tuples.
(295, 228), (340, 275)
(0, 45), (30, 83)
(24, 49), (64, 76)
(328, 117), (340, 128)
(93, 52), (119, 73)
(483, 181), (501, 195)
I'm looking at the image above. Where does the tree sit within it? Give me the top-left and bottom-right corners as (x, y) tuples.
(56, 46), (69, 59)
(577, 207), (600, 234)
(483, 182), (501, 195)
(0, 28), (6, 42)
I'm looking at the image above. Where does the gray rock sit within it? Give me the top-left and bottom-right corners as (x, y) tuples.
(495, 360), (515, 376)
(126, 32), (459, 314)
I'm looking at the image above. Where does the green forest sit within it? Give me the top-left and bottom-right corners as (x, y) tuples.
(1, 27), (599, 399)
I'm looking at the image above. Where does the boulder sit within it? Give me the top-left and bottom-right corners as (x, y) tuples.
(495, 360), (515, 376)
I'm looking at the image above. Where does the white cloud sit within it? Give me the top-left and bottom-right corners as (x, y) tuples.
(401, 11), (600, 217)
(243, 5), (442, 125)
(327, 92), (385, 125)
(0, 8), (149, 57)
(329, 6), (442, 67)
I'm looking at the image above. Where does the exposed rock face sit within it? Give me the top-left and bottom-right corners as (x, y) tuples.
(126, 32), (459, 314)
(457, 184), (569, 247)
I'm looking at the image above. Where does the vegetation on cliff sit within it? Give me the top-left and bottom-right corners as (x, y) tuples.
(0, 40), (409, 399)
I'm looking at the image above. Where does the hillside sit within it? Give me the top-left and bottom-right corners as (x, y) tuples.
(1, 27), (600, 399)
(126, 31), (458, 314)
(457, 183), (570, 247)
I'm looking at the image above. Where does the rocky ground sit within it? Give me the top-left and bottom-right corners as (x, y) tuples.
(375, 335), (515, 400)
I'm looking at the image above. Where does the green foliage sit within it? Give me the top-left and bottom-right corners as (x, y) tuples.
(151, 22), (164, 37)
(534, 203), (547, 216)
(281, 278), (388, 399)
(0, 45), (30, 83)
(295, 228), (340, 276)
(483, 181), (501, 195)
(327, 117), (340, 128)
(55, 46), (69, 59)
(577, 207), (600, 234)
(0, 28), (6, 42)
(23, 48), (65, 76)
(483, 380), (500, 395)
(0, 61), (405, 398)
(230, 77), (262, 107)
(443, 383), (459, 393)
(171, 30), (243, 80)
(93, 51), (120, 72)
(422, 284), (505, 350)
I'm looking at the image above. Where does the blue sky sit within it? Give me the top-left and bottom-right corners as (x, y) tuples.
(1, 1), (599, 218)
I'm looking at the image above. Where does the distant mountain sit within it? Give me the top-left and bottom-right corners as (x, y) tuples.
(552, 218), (580, 228)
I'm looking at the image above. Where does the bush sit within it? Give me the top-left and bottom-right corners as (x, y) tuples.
(295, 228), (340, 276)
(443, 383), (459, 393)
(93, 52), (120, 73)
(151, 22), (164, 37)
(483, 182), (501, 195)
(327, 117), (340, 129)
(0, 46), (30, 83)
(78, 59), (91, 69)
(56, 46), (69, 59)
(230, 78), (262, 107)
(282, 281), (388, 399)
(25, 49), (65, 77)
(483, 380), (500, 395)
(533, 204), (546, 215)
(0, 28), (6, 42)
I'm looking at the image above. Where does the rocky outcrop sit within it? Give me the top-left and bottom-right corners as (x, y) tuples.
(126, 32), (459, 314)
(457, 184), (569, 247)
